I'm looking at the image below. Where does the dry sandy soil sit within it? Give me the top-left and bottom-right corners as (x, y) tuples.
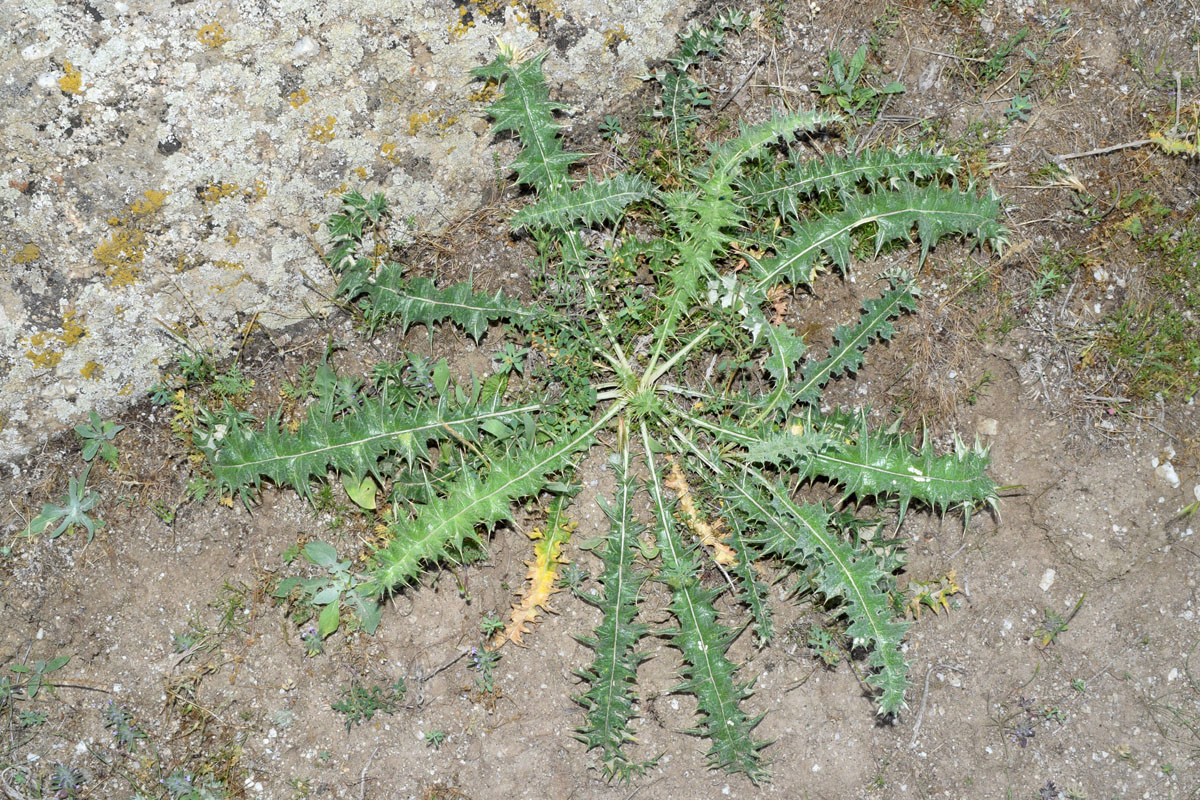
(3, 1), (1199, 798)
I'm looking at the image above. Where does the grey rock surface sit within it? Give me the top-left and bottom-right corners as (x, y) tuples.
(1, 0), (700, 462)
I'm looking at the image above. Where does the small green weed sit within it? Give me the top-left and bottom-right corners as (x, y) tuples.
(598, 114), (623, 141)
(8, 655), (70, 700)
(331, 678), (406, 731)
(74, 411), (123, 466)
(817, 44), (905, 117)
(1034, 594), (1085, 647)
(20, 465), (103, 542)
(423, 729), (447, 749)
(273, 540), (381, 642)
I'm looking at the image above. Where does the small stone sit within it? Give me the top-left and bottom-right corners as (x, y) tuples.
(978, 417), (999, 436)
(1155, 461), (1181, 489)
(292, 36), (319, 60)
(1039, 568), (1056, 592)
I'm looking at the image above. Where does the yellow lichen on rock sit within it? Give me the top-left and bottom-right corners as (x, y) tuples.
(58, 60), (83, 94)
(201, 182), (240, 204)
(129, 189), (168, 215)
(11, 243), (41, 264)
(94, 228), (146, 287)
(288, 88), (310, 108)
(307, 115), (336, 143)
(197, 23), (230, 48)
(24, 311), (88, 370)
(406, 110), (458, 137)
(80, 361), (103, 380)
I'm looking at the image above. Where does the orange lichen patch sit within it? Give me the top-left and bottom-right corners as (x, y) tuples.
(80, 361), (103, 380)
(12, 243), (41, 264)
(491, 515), (575, 649)
(665, 457), (738, 566)
(407, 110), (458, 137)
(197, 23), (230, 48)
(325, 181), (348, 198)
(129, 189), (168, 215)
(602, 24), (631, 49)
(94, 228), (146, 287)
(201, 182), (240, 204)
(467, 80), (498, 104)
(352, 166), (369, 180)
(58, 60), (83, 94)
(224, 227), (239, 246)
(60, 311), (86, 346)
(380, 141), (400, 164)
(448, 6), (475, 38)
(307, 115), (336, 143)
(512, 0), (562, 31)
(117, 383), (134, 396)
(24, 312), (88, 370)
(288, 88), (310, 108)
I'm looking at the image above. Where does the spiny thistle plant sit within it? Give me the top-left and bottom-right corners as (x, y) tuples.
(191, 19), (1004, 783)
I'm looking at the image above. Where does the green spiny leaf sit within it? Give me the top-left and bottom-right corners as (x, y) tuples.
(788, 275), (918, 408)
(574, 444), (653, 780)
(643, 426), (769, 782)
(474, 50), (581, 194)
(737, 147), (960, 219)
(369, 406), (614, 595)
(512, 174), (653, 232)
(199, 393), (540, 505)
(750, 184), (1006, 290)
(349, 271), (529, 341)
(725, 464), (910, 715)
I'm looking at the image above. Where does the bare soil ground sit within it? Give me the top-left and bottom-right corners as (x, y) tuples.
(3, 2), (1199, 799)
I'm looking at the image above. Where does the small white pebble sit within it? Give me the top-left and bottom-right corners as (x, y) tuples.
(292, 36), (319, 60)
(1039, 568), (1056, 592)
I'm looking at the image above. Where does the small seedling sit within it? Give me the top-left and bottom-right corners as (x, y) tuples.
(74, 410), (124, 466)
(21, 463), (103, 542)
(163, 768), (227, 799)
(331, 678), (406, 731)
(470, 646), (501, 696)
(18, 709), (48, 728)
(807, 626), (841, 668)
(273, 540), (381, 641)
(103, 701), (147, 752)
(491, 343), (530, 376)
(10, 654), (70, 699)
(1034, 594), (1085, 647)
(423, 729), (447, 749)
(479, 614), (505, 638)
(817, 44), (905, 116)
(1006, 93), (1034, 122)
(599, 114), (623, 140)
(50, 764), (87, 798)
